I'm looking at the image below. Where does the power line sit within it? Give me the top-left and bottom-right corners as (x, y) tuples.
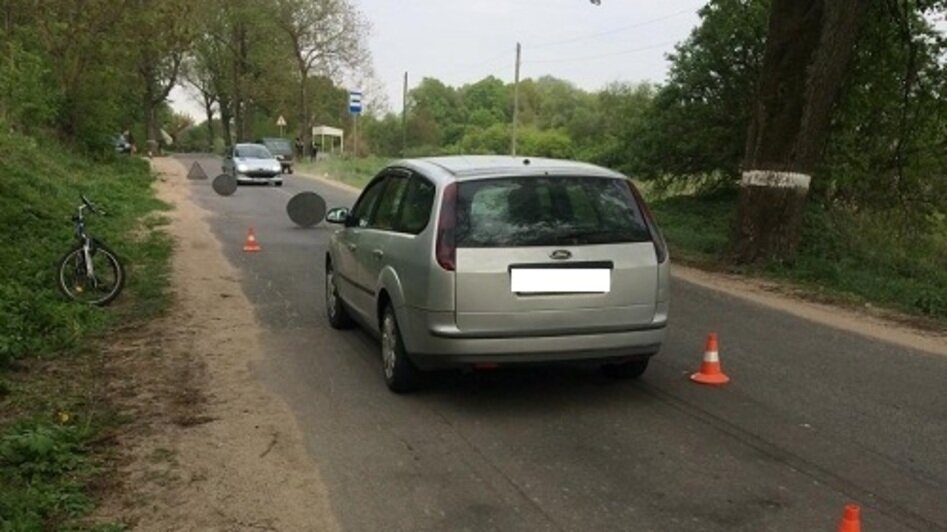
(436, 49), (515, 79)
(525, 41), (678, 65)
(527, 7), (697, 49)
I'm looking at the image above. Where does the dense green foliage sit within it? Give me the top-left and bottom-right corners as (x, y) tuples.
(0, 0), (196, 151)
(1, 0), (367, 153)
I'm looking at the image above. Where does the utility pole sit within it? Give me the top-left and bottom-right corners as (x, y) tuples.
(402, 71), (408, 157)
(512, 42), (521, 157)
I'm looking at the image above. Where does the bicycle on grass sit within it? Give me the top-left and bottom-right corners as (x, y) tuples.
(57, 195), (125, 305)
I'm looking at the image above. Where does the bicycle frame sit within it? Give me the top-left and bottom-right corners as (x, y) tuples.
(73, 204), (97, 285)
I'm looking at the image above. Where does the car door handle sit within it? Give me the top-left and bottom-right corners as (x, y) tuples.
(372, 249), (384, 259)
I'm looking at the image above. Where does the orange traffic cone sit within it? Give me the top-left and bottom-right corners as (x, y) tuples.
(243, 226), (262, 252)
(838, 504), (861, 532)
(690, 332), (730, 385)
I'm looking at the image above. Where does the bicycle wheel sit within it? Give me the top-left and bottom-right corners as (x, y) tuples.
(58, 241), (125, 306)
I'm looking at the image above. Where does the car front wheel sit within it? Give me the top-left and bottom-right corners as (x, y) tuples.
(381, 305), (421, 393)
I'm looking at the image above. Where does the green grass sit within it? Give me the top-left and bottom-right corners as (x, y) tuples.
(647, 188), (736, 264)
(297, 156), (392, 189)
(0, 131), (172, 529)
(0, 419), (100, 530)
(646, 187), (947, 321)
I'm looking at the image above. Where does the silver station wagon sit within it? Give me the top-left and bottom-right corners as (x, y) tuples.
(324, 156), (669, 392)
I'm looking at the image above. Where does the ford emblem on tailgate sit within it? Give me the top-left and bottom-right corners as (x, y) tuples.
(550, 249), (572, 260)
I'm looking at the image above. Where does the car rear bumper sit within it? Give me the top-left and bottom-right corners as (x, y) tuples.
(400, 307), (666, 369)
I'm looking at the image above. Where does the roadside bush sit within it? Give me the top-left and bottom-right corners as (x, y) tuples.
(519, 128), (574, 159)
(787, 206), (947, 318)
(0, 41), (59, 134)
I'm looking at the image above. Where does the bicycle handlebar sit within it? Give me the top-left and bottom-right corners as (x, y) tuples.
(79, 194), (106, 216)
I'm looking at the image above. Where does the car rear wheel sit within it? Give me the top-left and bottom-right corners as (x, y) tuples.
(325, 263), (353, 329)
(381, 305), (421, 393)
(601, 358), (650, 379)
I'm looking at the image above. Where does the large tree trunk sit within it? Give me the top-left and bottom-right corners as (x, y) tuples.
(232, 89), (244, 142)
(142, 74), (159, 156)
(202, 95), (215, 151)
(231, 22), (248, 142)
(299, 71), (310, 157)
(734, 0), (863, 264)
(219, 94), (233, 148)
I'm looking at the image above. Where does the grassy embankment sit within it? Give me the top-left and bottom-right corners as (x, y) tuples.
(297, 156), (390, 189)
(0, 132), (173, 530)
(303, 156), (947, 323)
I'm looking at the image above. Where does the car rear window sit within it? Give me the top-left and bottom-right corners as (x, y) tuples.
(455, 176), (651, 247)
(262, 139), (292, 155)
(236, 145), (272, 159)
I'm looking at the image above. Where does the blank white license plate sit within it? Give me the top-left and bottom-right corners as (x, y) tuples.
(510, 268), (611, 294)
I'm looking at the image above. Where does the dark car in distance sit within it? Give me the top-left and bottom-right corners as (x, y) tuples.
(257, 137), (295, 173)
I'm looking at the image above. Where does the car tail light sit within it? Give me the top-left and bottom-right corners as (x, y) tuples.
(627, 181), (668, 264)
(435, 183), (458, 271)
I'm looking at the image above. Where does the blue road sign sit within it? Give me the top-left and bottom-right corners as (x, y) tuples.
(349, 91), (363, 115)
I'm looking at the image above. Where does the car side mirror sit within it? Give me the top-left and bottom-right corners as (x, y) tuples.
(326, 207), (350, 225)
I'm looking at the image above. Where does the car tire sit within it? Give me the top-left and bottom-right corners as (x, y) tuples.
(325, 262), (354, 330)
(601, 358), (650, 380)
(381, 305), (421, 393)
(288, 167), (294, 174)
(275, 181), (283, 187)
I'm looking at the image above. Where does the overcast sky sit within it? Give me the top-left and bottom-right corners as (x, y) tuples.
(170, 0), (706, 120)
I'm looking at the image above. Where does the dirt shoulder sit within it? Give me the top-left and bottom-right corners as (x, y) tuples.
(93, 158), (339, 530)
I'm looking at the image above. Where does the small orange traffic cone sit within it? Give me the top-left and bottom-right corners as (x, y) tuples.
(837, 504), (861, 532)
(243, 226), (262, 252)
(690, 332), (730, 385)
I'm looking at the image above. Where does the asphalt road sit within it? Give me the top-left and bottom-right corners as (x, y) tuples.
(177, 155), (946, 532)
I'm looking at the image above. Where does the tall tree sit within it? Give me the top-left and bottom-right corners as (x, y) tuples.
(275, 0), (368, 152)
(182, 54), (219, 150)
(128, 0), (199, 153)
(629, 0), (770, 186)
(734, 0), (865, 263)
(29, 0), (138, 145)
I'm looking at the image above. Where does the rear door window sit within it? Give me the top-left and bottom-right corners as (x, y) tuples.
(455, 176), (650, 247)
(395, 175), (436, 234)
(372, 173), (410, 230)
(350, 176), (388, 228)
